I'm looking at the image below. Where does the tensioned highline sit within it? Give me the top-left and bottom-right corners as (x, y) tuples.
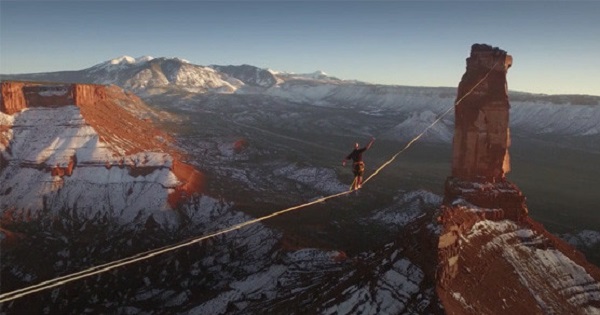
(0, 62), (499, 304)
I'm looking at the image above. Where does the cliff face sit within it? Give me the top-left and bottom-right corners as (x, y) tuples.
(451, 44), (513, 182)
(0, 81), (203, 224)
(0, 82), (27, 114)
(436, 45), (600, 314)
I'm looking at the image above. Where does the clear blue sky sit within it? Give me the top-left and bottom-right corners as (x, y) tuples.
(1, 1), (599, 96)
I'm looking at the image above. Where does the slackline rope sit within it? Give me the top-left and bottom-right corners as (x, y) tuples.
(0, 62), (498, 303)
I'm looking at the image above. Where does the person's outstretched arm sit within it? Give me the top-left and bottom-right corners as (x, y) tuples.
(366, 137), (375, 150)
(342, 154), (350, 166)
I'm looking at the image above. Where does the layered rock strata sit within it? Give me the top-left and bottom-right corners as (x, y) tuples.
(0, 81), (203, 223)
(436, 44), (600, 314)
(451, 44), (513, 183)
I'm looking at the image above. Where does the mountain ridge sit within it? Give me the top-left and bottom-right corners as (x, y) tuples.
(1, 47), (599, 314)
(2, 55), (599, 100)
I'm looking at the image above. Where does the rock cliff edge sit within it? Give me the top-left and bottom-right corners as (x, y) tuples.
(436, 44), (600, 314)
(0, 81), (204, 226)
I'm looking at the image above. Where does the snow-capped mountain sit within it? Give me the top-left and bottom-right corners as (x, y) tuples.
(210, 64), (278, 88)
(1, 51), (600, 314)
(3, 55), (598, 146)
(89, 55), (156, 72)
(88, 56), (245, 94)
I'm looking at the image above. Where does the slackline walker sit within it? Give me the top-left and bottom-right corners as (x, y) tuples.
(0, 62), (498, 304)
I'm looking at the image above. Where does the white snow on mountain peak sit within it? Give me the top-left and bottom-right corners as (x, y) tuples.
(173, 57), (190, 64)
(135, 55), (155, 63)
(109, 55), (136, 65)
(266, 69), (337, 82)
(108, 55), (154, 65)
(91, 55), (155, 73)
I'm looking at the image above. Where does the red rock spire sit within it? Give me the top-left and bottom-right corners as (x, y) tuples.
(451, 43), (513, 182)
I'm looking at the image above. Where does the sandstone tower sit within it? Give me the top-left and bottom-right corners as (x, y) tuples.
(436, 44), (600, 315)
(451, 44), (513, 182)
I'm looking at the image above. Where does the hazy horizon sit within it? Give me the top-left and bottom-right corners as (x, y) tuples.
(1, 1), (599, 96)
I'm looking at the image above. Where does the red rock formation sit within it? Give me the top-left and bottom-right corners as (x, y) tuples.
(74, 84), (175, 156)
(437, 47), (528, 291)
(1, 81), (205, 210)
(169, 160), (206, 208)
(73, 83), (107, 106)
(49, 155), (77, 177)
(233, 138), (248, 153)
(1, 82), (27, 114)
(2, 82), (78, 111)
(452, 44), (513, 183)
(442, 177), (528, 222)
(436, 45), (600, 314)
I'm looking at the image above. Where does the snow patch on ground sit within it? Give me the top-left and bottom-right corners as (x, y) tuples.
(369, 190), (442, 228)
(38, 88), (69, 97)
(451, 291), (471, 310)
(511, 101), (600, 137)
(563, 230), (600, 248)
(382, 111), (453, 143)
(323, 258), (424, 315)
(0, 106), (182, 225)
(273, 163), (347, 194)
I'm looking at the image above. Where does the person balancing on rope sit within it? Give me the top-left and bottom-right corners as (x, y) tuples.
(343, 137), (375, 190)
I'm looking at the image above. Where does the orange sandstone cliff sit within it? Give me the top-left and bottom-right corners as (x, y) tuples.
(436, 44), (600, 314)
(0, 81), (203, 219)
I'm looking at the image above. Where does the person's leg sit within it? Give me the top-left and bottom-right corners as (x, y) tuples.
(352, 163), (360, 190)
(357, 162), (364, 188)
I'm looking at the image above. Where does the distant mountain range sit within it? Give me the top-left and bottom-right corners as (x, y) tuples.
(3, 55), (599, 146)
(2, 55), (596, 100)
(2, 54), (600, 314)
(0, 55), (343, 95)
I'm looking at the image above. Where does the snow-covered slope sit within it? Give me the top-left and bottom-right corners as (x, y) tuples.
(1, 186), (444, 314)
(88, 56), (244, 95)
(211, 64), (277, 88)
(1, 54), (599, 314)
(437, 177), (600, 315)
(3, 56), (599, 145)
(263, 81), (600, 144)
(444, 217), (600, 314)
(511, 100), (600, 137)
(0, 82), (202, 226)
(0, 106), (179, 224)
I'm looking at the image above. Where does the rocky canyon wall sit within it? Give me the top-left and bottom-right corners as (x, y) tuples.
(1, 82), (27, 114)
(0, 81), (205, 221)
(435, 44), (600, 315)
(1, 81), (109, 113)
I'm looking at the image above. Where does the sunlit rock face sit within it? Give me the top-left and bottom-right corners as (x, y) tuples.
(0, 81), (203, 225)
(435, 45), (600, 315)
(1, 81), (28, 114)
(451, 43), (513, 183)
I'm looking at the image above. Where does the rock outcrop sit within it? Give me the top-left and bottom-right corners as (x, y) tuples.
(0, 81), (204, 224)
(1, 81), (27, 114)
(436, 44), (600, 314)
(452, 44), (513, 182)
